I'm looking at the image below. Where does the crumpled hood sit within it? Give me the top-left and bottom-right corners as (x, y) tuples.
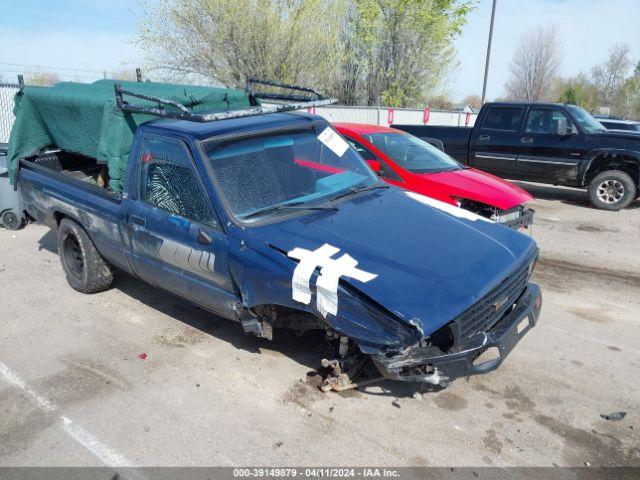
(413, 168), (533, 211)
(243, 187), (537, 336)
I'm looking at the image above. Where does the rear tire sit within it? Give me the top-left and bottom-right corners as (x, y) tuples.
(588, 170), (636, 211)
(57, 218), (115, 293)
(2, 211), (24, 230)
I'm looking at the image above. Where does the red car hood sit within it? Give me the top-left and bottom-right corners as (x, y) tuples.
(412, 168), (533, 211)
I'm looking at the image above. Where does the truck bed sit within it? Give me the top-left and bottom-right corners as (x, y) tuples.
(392, 125), (472, 163)
(19, 151), (133, 275)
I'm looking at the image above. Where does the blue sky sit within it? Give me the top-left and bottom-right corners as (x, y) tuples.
(1, 0), (639, 101)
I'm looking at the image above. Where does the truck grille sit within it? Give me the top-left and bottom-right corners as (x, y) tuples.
(455, 257), (533, 341)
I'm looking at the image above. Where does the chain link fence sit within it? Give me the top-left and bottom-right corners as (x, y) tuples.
(0, 83), (20, 143)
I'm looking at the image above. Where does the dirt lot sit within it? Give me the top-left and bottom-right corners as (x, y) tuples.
(0, 182), (639, 467)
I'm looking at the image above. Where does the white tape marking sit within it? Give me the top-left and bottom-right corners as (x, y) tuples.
(0, 361), (56, 412)
(289, 244), (340, 305)
(288, 243), (377, 317)
(316, 253), (358, 317)
(406, 191), (493, 223)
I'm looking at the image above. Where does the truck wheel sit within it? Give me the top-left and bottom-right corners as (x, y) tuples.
(588, 170), (636, 211)
(57, 218), (115, 293)
(2, 211), (24, 230)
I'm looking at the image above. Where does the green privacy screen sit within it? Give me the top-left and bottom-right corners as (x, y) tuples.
(6, 79), (253, 192)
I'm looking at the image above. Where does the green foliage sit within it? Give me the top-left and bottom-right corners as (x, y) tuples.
(137, 0), (475, 106)
(350, 0), (475, 106)
(554, 75), (598, 112)
(138, 0), (345, 90)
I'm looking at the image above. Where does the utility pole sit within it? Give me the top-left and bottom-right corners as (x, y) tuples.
(481, 0), (497, 105)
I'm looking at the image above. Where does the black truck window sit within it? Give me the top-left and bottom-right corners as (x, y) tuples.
(481, 107), (524, 132)
(139, 138), (217, 227)
(525, 108), (573, 135)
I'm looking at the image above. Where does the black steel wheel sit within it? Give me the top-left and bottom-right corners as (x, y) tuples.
(2, 211), (23, 230)
(57, 218), (115, 293)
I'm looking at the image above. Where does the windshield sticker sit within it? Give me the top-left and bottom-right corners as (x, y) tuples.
(317, 127), (350, 158)
(405, 192), (493, 223)
(288, 243), (377, 317)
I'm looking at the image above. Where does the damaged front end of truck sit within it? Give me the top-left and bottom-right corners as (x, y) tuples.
(200, 114), (543, 392)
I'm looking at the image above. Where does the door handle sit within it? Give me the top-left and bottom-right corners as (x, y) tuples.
(197, 229), (213, 246)
(479, 135), (490, 141)
(521, 137), (533, 144)
(131, 215), (146, 228)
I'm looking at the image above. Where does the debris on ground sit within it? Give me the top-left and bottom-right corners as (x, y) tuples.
(600, 411), (627, 421)
(413, 392), (423, 401)
(392, 399), (401, 409)
(138, 352), (148, 360)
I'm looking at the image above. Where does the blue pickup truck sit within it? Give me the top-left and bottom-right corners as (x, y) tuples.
(14, 81), (542, 391)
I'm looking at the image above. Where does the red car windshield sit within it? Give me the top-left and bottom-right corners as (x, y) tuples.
(363, 132), (462, 174)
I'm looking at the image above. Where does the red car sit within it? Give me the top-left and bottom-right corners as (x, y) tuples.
(334, 123), (534, 229)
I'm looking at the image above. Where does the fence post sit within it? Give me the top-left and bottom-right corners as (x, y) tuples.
(136, 68), (142, 83)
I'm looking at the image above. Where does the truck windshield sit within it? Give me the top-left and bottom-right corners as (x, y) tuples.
(566, 105), (607, 133)
(362, 132), (462, 174)
(202, 128), (377, 221)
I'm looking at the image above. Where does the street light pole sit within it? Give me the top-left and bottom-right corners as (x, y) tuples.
(481, 0), (497, 105)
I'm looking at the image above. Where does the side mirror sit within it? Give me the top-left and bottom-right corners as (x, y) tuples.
(553, 118), (575, 136)
(366, 159), (383, 175)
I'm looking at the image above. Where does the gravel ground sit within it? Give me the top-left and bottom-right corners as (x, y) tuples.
(0, 182), (638, 467)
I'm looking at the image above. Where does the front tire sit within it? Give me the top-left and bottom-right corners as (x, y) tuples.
(588, 170), (636, 211)
(57, 218), (115, 293)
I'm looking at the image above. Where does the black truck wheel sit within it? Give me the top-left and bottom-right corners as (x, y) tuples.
(2, 211), (24, 230)
(588, 170), (636, 211)
(57, 218), (115, 293)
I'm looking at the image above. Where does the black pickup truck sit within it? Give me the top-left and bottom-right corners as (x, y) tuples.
(394, 102), (640, 210)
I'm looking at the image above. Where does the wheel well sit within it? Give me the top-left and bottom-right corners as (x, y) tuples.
(53, 211), (81, 227)
(252, 304), (326, 334)
(585, 154), (640, 187)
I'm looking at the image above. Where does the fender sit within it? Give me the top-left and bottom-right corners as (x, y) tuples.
(227, 237), (419, 353)
(578, 148), (640, 187)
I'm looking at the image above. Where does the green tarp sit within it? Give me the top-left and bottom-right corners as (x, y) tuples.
(6, 79), (254, 192)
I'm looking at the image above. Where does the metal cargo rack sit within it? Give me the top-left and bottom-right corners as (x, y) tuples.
(114, 78), (336, 122)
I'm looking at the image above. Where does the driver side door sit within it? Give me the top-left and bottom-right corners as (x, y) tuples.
(517, 107), (586, 185)
(125, 135), (237, 318)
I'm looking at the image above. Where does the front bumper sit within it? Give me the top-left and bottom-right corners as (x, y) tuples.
(371, 283), (542, 384)
(498, 207), (535, 230)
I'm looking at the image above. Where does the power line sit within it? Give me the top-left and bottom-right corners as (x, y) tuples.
(0, 62), (104, 74)
(0, 68), (100, 81)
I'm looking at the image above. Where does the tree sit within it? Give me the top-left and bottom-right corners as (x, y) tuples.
(504, 25), (561, 101)
(350, 0), (474, 107)
(428, 94), (453, 110)
(591, 43), (631, 108)
(137, 0), (345, 92)
(554, 73), (598, 111)
(137, 0), (475, 106)
(26, 72), (60, 86)
(462, 94), (482, 110)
